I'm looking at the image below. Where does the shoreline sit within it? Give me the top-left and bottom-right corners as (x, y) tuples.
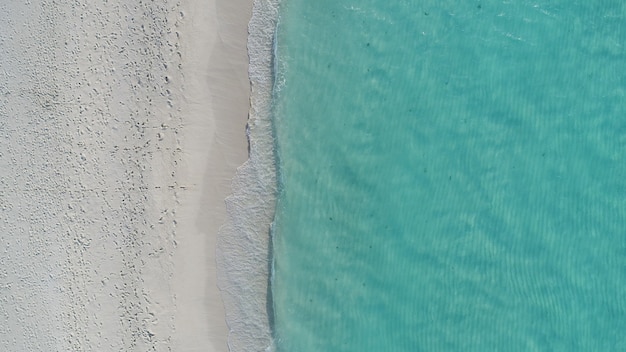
(172, 0), (253, 350)
(217, 0), (281, 350)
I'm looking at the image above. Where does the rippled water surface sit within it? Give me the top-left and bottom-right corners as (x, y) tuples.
(271, 1), (626, 350)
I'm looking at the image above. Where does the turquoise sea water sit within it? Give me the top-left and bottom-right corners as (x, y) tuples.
(270, 1), (626, 350)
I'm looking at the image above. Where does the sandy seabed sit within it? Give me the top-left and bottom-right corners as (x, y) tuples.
(0, 0), (252, 351)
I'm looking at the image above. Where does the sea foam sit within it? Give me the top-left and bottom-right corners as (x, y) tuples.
(216, 0), (280, 351)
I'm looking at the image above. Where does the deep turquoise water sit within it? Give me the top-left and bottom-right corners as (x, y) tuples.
(270, 1), (626, 350)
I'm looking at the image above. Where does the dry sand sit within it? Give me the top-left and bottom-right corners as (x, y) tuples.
(172, 0), (253, 351)
(0, 0), (252, 351)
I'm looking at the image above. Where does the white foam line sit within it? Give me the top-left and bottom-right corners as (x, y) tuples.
(217, 0), (281, 351)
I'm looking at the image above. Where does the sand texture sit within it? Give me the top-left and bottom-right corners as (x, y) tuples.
(0, 0), (251, 351)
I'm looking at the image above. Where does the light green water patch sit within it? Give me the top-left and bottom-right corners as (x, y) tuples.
(271, 1), (626, 350)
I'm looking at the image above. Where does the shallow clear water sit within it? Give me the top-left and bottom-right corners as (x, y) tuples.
(270, 1), (626, 350)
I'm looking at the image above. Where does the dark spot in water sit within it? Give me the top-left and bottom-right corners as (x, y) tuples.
(477, 4), (482, 9)
(329, 217), (333, 221)
(327, 63), (332, 69)
(366, 42), (370, 47)
(424, 12), (429, 16)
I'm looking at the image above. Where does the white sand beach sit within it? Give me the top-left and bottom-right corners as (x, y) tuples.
(172, 0), (253, 351)
(0, 0), (252, 351)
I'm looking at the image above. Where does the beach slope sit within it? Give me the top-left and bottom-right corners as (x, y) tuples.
(0, 0), (251, 351)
